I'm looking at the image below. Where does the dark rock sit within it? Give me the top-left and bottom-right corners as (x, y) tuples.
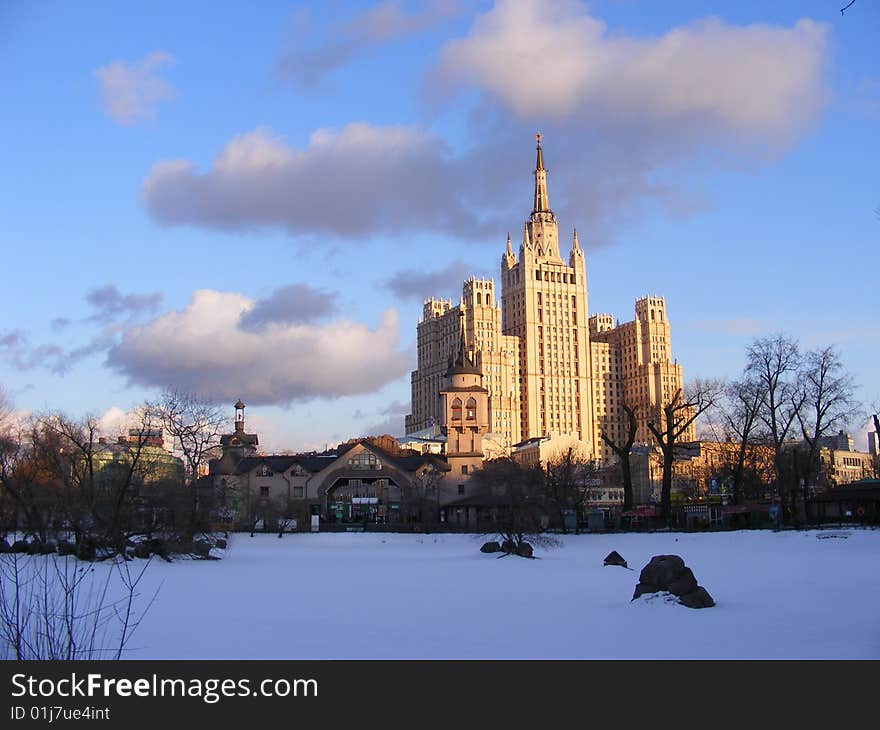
(41, 541), (57, 555)
(133, 543), (151, 559)
(603, 550), (627, 568)
(0, 539), (11, 553)
(12, 540), (29, 554)
(191, 541), (211, 558)
(666, 567), (698, 597)
(516, 542), (534, 558)
(501, 539), (516, 553)
(147, 539), (168, 558)
(56, 540), (74, 556)
(480, 541), (501, 553)
(76, 540), (96, 561)
(215, 538), (228, 550)
(638, 555), (686, 587)
(27, 541), (43, 555)
(679, 586), (715, 609)
(632, 554), (714, 608)
(632, 582), (659, 600)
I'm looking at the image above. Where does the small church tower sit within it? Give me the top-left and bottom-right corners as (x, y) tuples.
(439, 315), (490, 493)
(220, 399), (259, 458)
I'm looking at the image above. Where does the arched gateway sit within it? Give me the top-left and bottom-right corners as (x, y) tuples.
(312, 442), (448, 525)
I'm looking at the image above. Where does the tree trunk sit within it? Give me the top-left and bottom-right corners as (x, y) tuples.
(620, 455), (634, 512)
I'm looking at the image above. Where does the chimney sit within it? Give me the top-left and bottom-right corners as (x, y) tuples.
(98, 437), (106, 444)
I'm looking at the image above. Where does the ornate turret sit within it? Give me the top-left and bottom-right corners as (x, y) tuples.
(503, 231), (517, 269)
(221, 399), (259, 456)
(533, 132), (550, 214)
(569, 227), (585, 269)
(445, 312), (481, 377)
(526, 133), (560, 259)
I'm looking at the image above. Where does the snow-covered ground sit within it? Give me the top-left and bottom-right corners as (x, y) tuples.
(65, 529), (880, 659)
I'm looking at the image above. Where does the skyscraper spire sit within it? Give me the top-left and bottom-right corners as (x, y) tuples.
(533, 132), (550, 214)
(506, 232), (513, 257)
(572, 228), (580, 251)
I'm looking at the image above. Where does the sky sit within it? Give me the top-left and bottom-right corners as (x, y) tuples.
(0, 0), (877, 452)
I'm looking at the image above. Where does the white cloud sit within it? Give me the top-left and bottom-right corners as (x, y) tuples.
(107, 289), (413, 405)
(431, 0), (829, 143)
(141, 123), (486, 238)
(275, 0), (467, 87)
(94, 51), (176, 125)
(138, 3), (832, 246)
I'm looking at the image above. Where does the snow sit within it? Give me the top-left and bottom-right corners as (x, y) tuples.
(43, 529), (880, 659)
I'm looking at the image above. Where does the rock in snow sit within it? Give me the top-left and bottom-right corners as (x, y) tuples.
(633, 554), (715, 609)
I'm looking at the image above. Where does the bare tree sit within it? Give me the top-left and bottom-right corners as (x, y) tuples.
(469, 458), (553, 556)
(717, 377), (765, 502)
(600, 402), (638, 511)
(648, 379), (725, 519)
(150, 389), (227, 535)
(542, 447), (598, 533)
(746, 334), (805, 522)
(797, 346), (860, 497)
(0, 552), (155, 660)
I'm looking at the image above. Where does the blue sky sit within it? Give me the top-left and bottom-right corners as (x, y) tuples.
(1, 0), (877, 451)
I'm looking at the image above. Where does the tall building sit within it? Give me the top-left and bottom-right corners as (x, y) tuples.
(500, 133), (593, 450)
(589, 296), (690, 460)
(406, 134), (689, 463)
(406, 278), (522, 451)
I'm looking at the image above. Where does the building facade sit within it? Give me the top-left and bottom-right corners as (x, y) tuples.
(406, 135), (689, 464)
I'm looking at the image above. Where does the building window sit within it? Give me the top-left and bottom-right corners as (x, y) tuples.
(451, 398), (462, 421)
(466, 397), (477, 420)
(349, 452), (380, 469)
(461, 465), (469, 475)
(293, 486), (304, 498)
(458, 484), (465, 495)
(259, 486), (269, 497)
(256, 464), (273, 477)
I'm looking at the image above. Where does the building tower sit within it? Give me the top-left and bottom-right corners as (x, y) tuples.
(439, 316), (490, 491)
(589, 296), (689, 455)
(406, 279), (521, 450)
(501, 133), (594, 449)
(220, 399), (259, 458)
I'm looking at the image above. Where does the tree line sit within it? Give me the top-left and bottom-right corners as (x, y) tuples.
(474, 333), (872, 530)
(0, 388), (227, 560)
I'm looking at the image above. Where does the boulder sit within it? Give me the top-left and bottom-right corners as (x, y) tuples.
(12, 540), (29, 554)
(516, 542), (534, 558)
(638, 555), (686, 587)
(41, 541), (57, 555)
(632, 554), (714, 609)
(632, 582), (659, 600)
(133, 543), (151, 559)
(56, 540), (74, 556)
(501, 539), (516, 554)
(679, 587), (715, 609)
(146, 539), (168, 559)
(666, 567), (698, 597)
(215, 538), (228, 550)
(0, 538), (11, 553)
(480, 541), (501, 553)
(76, 540), (96, 562)
(603, 550), (627, 568)
(27, 541), (43, 555)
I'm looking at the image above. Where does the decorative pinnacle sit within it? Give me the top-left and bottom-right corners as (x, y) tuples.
(533, 132), (548, 211)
